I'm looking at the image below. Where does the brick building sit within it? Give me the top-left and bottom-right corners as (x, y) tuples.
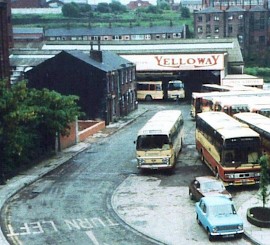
(127, 0), (151, 10)
(194, 4), (270, 63)
(0, 0), (12, 81)
(11, 0), (47, 8)
(25, 48), (137, 124)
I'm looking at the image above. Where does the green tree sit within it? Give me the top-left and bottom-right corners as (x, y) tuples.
(181, 7), (190, 18)
(109, 1), (127, 13)
(0, 79), (83, 184)
(159, 2), (170, 10)
(62, 3), (81, 17)
(96, 2), (111, 13)
(78, 3), (92, 16)
(259, 155), (270, 208)
(145, 5), (163, 14)
(31, 88), (82, 138)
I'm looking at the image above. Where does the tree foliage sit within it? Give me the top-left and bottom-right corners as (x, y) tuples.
(0, 79), (83, 183)
(96, 2), (111, 13)
(259, 155), (270, 208)
(62, 2), (81, 17)
(109, 1), (127, 13)
(180, 7), (190, 19)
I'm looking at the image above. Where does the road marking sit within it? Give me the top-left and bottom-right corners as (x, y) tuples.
(85, 230), (100, 245)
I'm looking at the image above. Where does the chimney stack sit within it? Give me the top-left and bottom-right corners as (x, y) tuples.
(89, 38), (102, 63)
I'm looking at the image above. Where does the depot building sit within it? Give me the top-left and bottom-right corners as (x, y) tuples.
(10, 37), (263, 98)
(118, 38), (263, 96)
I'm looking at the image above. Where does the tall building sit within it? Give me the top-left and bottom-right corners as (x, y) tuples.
(193, 4), (270, 63)
(0, 0), (12, 82)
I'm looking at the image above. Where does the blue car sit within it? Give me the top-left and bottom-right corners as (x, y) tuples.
(195, 196), (244, 241)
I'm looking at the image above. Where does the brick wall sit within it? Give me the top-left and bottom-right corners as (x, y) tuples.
(59, 120), (105, 150)
(78, 120), (105, 142)
(59, 122), (76, 150)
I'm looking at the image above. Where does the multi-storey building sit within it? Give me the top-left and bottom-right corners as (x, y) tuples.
(0, 0), (12, 81)
(194, 4), (270, 63)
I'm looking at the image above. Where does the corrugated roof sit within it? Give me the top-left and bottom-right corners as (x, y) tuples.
(249, 5), (268, 11)
(181, 0), (202, 4)
(197, 7), (223, 13)
(10, 38), (243, 68)
(226, 6), (246, 12)
(13, 27), (44, 34)
(63, 50), (134, 72)
(45, 26), (185, 37)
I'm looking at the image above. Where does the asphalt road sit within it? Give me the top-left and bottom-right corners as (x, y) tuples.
(1, 101), (255, 245)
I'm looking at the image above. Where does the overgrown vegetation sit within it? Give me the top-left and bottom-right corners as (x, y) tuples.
(244, 67), (270, 83)
(11, 2), (269, 69)
(258, 155), (270, 208)
(0, 79), (83, 184)
(12, 3), (192, 30)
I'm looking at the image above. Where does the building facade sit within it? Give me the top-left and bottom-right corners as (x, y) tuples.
(127, 0), (151, 10)
(194, 5), (270, 61)
(44, 25), (190, 42)
(25, 48), (137, 124)
(0, 0), (12, 81)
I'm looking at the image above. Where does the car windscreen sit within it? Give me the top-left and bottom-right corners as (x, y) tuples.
(201, 181), (225, 192)
(136, 134), (170, 150)
(209, 204), (236, 216)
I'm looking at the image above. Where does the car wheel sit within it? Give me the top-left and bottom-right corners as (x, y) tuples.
(236, 233), (243, 239)
(207, 228), (213, 241)
(145, 95), (152, 101)
(200, 150), (205, 163)
(196, 214), (201, 225)
(215, 168), (220, 180)
(189, 190), (194, 200)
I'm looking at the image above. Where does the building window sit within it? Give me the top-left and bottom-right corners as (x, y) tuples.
(156, 34), (160, 39)
(113, 35), (122, 40)
(132, 67), (136, 80)
(107, 75), (111, 92)
(197, 16), (203, 22)
(145, 34), (151, 40)
(238, 14), (243, 20)
(238, 25), (244, 32)
(124, 70), (128, 84)
(259, 19), (265, 30)
(259, 36), (265, 44)
(131, 35), (144, 40)
(228, 25), (233, 33)
(173, 33), (181, 38)
(228, 15), (233, 20)
(120, 71), (124, 85)
(214, 26), (219, 33)
(206, 14), (210, 22)
(128, 69), (132, 82)
(197, 26), (203, 33)
(238, 35), (243, 43)
(206, 25), (211, 33)
(250, 35), (255, 45)
(214, 15), (219, 21)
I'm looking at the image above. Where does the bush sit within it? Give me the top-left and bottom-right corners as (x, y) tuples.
(62, 3), (81, 17)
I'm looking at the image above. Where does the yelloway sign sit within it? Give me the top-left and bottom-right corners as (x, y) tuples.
(121, 54), (224, 71)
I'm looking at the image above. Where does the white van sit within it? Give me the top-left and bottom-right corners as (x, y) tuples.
(136, 81), (163, 101)
(167, 80), (185, 100)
